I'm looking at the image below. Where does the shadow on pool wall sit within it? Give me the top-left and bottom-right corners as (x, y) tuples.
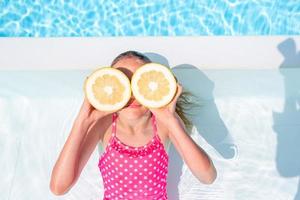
(272, 38), (300, 200)
(145, 52), (237, 200)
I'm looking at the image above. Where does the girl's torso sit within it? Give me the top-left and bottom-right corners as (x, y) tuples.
(98, 112), (170, 200)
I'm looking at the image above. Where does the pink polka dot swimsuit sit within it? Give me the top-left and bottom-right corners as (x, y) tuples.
(98, 112), (169, 200)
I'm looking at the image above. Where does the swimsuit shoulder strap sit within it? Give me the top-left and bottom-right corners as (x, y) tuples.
(151, 112), (158, 137)
(112, 112), (117, 137)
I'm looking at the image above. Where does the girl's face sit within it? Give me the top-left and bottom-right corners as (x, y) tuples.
(112, 57), (150, 116)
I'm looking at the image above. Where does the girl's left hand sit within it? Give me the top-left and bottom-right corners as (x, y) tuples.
(149, 83), (183, 121)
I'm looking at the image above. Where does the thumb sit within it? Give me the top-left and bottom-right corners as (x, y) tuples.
(176, 83), (183, 98)
(172, 83), (183, 103)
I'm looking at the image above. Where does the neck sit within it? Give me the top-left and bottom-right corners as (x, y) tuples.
(116, 110), (152, 135)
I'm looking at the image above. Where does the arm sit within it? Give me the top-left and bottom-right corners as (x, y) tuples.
(49, 98), (110, 195)
(50, 117), (93, 195)
(166, 112), (217, 184)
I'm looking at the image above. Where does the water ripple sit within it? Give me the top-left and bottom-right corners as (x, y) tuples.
(0, 1), (299, 37)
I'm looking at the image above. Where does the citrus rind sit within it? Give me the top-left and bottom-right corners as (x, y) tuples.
(131, 63), (177, 108)
(84, 67), (131, 111)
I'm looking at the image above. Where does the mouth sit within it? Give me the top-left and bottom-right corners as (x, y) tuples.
(125, 99), (142, 108)
(127, 104), (142, 108)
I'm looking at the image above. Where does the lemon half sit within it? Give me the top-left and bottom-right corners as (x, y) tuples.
(131, 63), (177, 108)
(84, 67), (131, 111)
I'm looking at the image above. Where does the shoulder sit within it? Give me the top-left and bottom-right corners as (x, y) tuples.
(155, 117), (171, 151)
(94, 113), (114, 142)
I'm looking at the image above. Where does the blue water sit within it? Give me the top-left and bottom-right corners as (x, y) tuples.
(0, 0), (299, 36)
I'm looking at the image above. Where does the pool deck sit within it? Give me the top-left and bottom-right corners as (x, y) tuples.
(0, 36), (300, 70)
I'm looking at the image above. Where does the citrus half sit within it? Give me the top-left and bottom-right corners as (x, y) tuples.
(84, 67), (131, 111)
(131, 63), (177, 108)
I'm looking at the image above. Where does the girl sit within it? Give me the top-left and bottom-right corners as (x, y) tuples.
(50, 51), (217, 199)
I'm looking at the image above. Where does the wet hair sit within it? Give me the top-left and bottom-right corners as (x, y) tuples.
(111, 50), (202, 134)
(111, 50), (152, 66)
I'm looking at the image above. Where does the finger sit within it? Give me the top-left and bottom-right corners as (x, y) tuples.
(170, 84), (182, 106)
(175, 83), (183, 99)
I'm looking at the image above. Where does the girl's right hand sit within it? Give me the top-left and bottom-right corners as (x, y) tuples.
(77, 97), (117, 123)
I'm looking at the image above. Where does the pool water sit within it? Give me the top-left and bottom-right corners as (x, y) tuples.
(0, 0), (299, 36)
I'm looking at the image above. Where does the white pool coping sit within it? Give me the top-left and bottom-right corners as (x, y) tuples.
(1, 36), (300, 70)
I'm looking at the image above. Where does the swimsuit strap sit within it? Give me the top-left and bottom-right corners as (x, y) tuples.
(111, 112), (158, 137)
(112, 113), (117, 137)
(151, 112), (158, 137)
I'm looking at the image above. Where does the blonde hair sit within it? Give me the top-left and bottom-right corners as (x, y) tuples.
(111, 51), (202, 135)
(175, 87), (202, 134)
